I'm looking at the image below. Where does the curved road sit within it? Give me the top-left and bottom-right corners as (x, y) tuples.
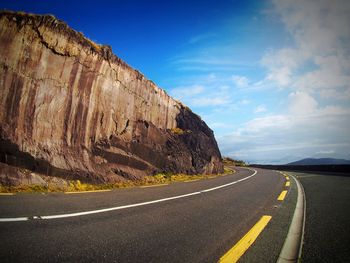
(0, 168), (286, 262)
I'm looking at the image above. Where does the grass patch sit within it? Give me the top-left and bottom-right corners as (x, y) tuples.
(223, 157), (247, 166)
(0, 184), (49, 193)
(0, 166), (235, 193)
(224, 166), (234, 174)
(170, 127), (185, 135)
(143, 166), (235, 185)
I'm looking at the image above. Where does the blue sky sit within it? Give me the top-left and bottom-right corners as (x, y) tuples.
(2, 0), (350, 163)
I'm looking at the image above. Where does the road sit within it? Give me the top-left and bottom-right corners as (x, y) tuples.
(290, 171), (350, 262)
(0, 168), (287, 262)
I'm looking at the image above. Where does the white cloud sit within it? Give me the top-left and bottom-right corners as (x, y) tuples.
(232, 75), (249, 88)
(191, 96), (230, 107)
(239, 99), (251, 105)
(274, 0), (350, 54)
(170, 85), (204, 101)
(169, 75), (234, 108)
(261, 48), (304, 87)
(316, 150), (335, 155)
(293, 54), (350, 92)
(266, 66), (292, 87)
(208, 122), (234, 129)
(238, 115), (291, 134)
(288, 91), (317, 115)
(319, 88), (350, 100)
(189, 33), (216, 44)
(174, 57), (238, 66)
(261, 48), (303, 70)
(172, 56), (252, 72)
(219, 104), (350, 163)
(166, 0), (350, 163)
(254, 105), (267, 113)
(220, 0), (350, 162)
(263, 0), (350, 96)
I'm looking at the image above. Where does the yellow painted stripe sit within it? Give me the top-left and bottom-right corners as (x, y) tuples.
(285, 176), (290, 180)
(0, 193), (15, 196)
(278, 190), (288, 201)
(219, 215), (272, 263)
(139, 184), (169, 188)
(285, 181), (290, 187)
(65, 189), (111, 194)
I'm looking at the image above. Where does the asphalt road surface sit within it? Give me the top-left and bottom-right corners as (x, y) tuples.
(291, 171), (350, 262)
(0, 168), (286, 262)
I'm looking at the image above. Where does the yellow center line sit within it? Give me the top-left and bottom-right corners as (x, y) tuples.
(64, 189), (112, 194)
(139, 184), (169, 188)
(285, 181), (290, 187)
(219, 215), (272, 263)
(277, 190), (288, 201)
(0, 193), (15, 196)
(285, 176), (290, 180)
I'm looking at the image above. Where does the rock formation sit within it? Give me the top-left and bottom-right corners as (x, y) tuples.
(0, 11), (223, 183)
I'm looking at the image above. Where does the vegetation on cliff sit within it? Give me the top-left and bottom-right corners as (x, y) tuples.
(223, 157), (247, 167)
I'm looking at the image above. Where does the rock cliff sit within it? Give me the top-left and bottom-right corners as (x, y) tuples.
(0, 11), (223, 183)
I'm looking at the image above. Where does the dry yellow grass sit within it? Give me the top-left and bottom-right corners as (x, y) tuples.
(170, 127), (185, 135)
(0, 166), (235, 193)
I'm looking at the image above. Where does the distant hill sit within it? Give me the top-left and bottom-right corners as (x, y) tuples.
(287, 158), (350, 165)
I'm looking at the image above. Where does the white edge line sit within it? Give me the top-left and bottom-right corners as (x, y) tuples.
(1, 168), (257, 222)
(42, 192), (202, 219)
(0, 217), (28, 222)
(201, 169), (256, 193)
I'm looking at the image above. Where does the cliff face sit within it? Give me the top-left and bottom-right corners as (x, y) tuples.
(0, 11), (223, 183)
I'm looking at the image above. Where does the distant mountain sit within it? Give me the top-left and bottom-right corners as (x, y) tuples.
(287, 158), (350, 165)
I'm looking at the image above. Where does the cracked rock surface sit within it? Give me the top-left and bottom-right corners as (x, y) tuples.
(0, 11), (223, 183)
